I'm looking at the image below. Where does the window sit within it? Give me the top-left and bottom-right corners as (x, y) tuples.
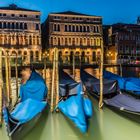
(24, 23), (27, 29)
(19, 15), (23, 17)
(58, 24), (60, 31)
(12, 23), (14, 29)
(3, 22), (6, 28)
(3, 14), (6, 17)
(54, 16), (60, 20)
(87, 26), (90, 32)
(65, 38), (68, 45)
(69, 25), (71, 32)
(76, 26), (79, 32)
(36, 24), (39, 30)
(80, 26), (82, 32)
(72, 25), (75, 32)
(54, 24), (57, 31)
(8, 23), (10, 29)
(64, 17), (68, 20)
(16, 23), (19, 29)
(36, 15), (39, 18)
(20, 23), (23, 29)
(11, 14), (15, 17)
(0, 22), (2, 28)
(0, 14), (2, 17)
(83, 26), (86, 32)
(24, 15), (27, 18)
(65, 25), (67, 32)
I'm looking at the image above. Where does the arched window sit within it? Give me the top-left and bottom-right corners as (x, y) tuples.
(0, 22), (2, 29)
(24, 23), (27, 29)
(54, 24), (57, 31)
(58, 24), (60, 31)
(8, 23), (10, 29)
(20, 23), (23, 29)
(69, 25), (71, 32)
(72, 25), (75, 32)
(29, 36), (32, 45)
(80, 38), (83, 46)
(50, 37), (53, 45)
(65, 38), (68, 45)
(80, 26), (82, 32)
(16, 23), (19, 29)
(72, 38), (75, 46)
(87, 38), (90, 46)
(3, 22), (6, 28)
(87, 26), (90, 32)
(65, 25), (67, 32)
(12, 23), (14, 29)
(83, 26), (86, 32)
(58, 38), (60, 45)
(76, 26), (79, 32)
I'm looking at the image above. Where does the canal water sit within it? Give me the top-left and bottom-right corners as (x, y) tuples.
(0, 67), (140, 140)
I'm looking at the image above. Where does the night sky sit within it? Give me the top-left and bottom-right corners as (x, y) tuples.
(0, 0), (140, 24)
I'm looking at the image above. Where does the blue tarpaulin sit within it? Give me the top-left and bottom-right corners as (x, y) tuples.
(104, 71), (140, 95)
(11, 99), (47, 124)
(20, 70), (48, 101)
(104, 94), (140, 113)
(58, 84), (88, 133)
(3, 70), (48, 131)
(58, 70), (93, 133)
(81, 69), (119, 95)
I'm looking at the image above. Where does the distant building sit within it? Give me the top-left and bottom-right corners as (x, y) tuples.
(0, 4), (42, 64)
(42, 11), (103, 64)
(103, 23), (140, 64)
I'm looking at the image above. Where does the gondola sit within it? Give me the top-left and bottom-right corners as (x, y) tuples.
(104, 71), (140, 97)
(57, 70), (93, 133)
(3, 70), (48, 140)
(81, 69), (140, 122)
(80, 69), (119, 98)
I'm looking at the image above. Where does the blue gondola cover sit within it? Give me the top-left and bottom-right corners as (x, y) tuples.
(11, 99), (47, 124)
(58, 80), (92, 133)
(104, 71), (140, 95)
(20, 70), (48, 101)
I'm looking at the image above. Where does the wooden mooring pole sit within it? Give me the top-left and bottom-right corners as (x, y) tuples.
(44, 53), (47, 83)
(55, 48), (59, 107)
(5, 52), (10, 104)
(15, 54), (18, 99)
(73, 53), (75, 80)
(0, 48), (3, 125)
(51, 48), (56, 112)
(99, 40), (104, 109)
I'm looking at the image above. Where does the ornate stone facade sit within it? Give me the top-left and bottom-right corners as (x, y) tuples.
(42, 11), (103, 64)
(0, 4), (42, 64)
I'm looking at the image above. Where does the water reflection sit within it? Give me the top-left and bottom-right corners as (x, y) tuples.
(1, 67), (140, 140)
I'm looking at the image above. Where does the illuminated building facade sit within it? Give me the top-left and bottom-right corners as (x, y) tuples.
(42, 11), (103, 64)
(104, 23), (140, 64)
(0, 4), (42, 64)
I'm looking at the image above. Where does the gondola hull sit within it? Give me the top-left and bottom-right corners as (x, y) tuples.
(7, 105), (48, 140)
(104, 104), (140, 123)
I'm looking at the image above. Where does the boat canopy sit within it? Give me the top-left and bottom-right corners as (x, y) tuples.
(81, 69), (119, 95)
(20, 70), (48, 102)
(104, 71), (140, 95)
(59, 70), (80, 96)
(104, 94), (140, 113)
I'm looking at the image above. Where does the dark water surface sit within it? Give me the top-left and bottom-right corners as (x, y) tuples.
(0, 67), (140, 140)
